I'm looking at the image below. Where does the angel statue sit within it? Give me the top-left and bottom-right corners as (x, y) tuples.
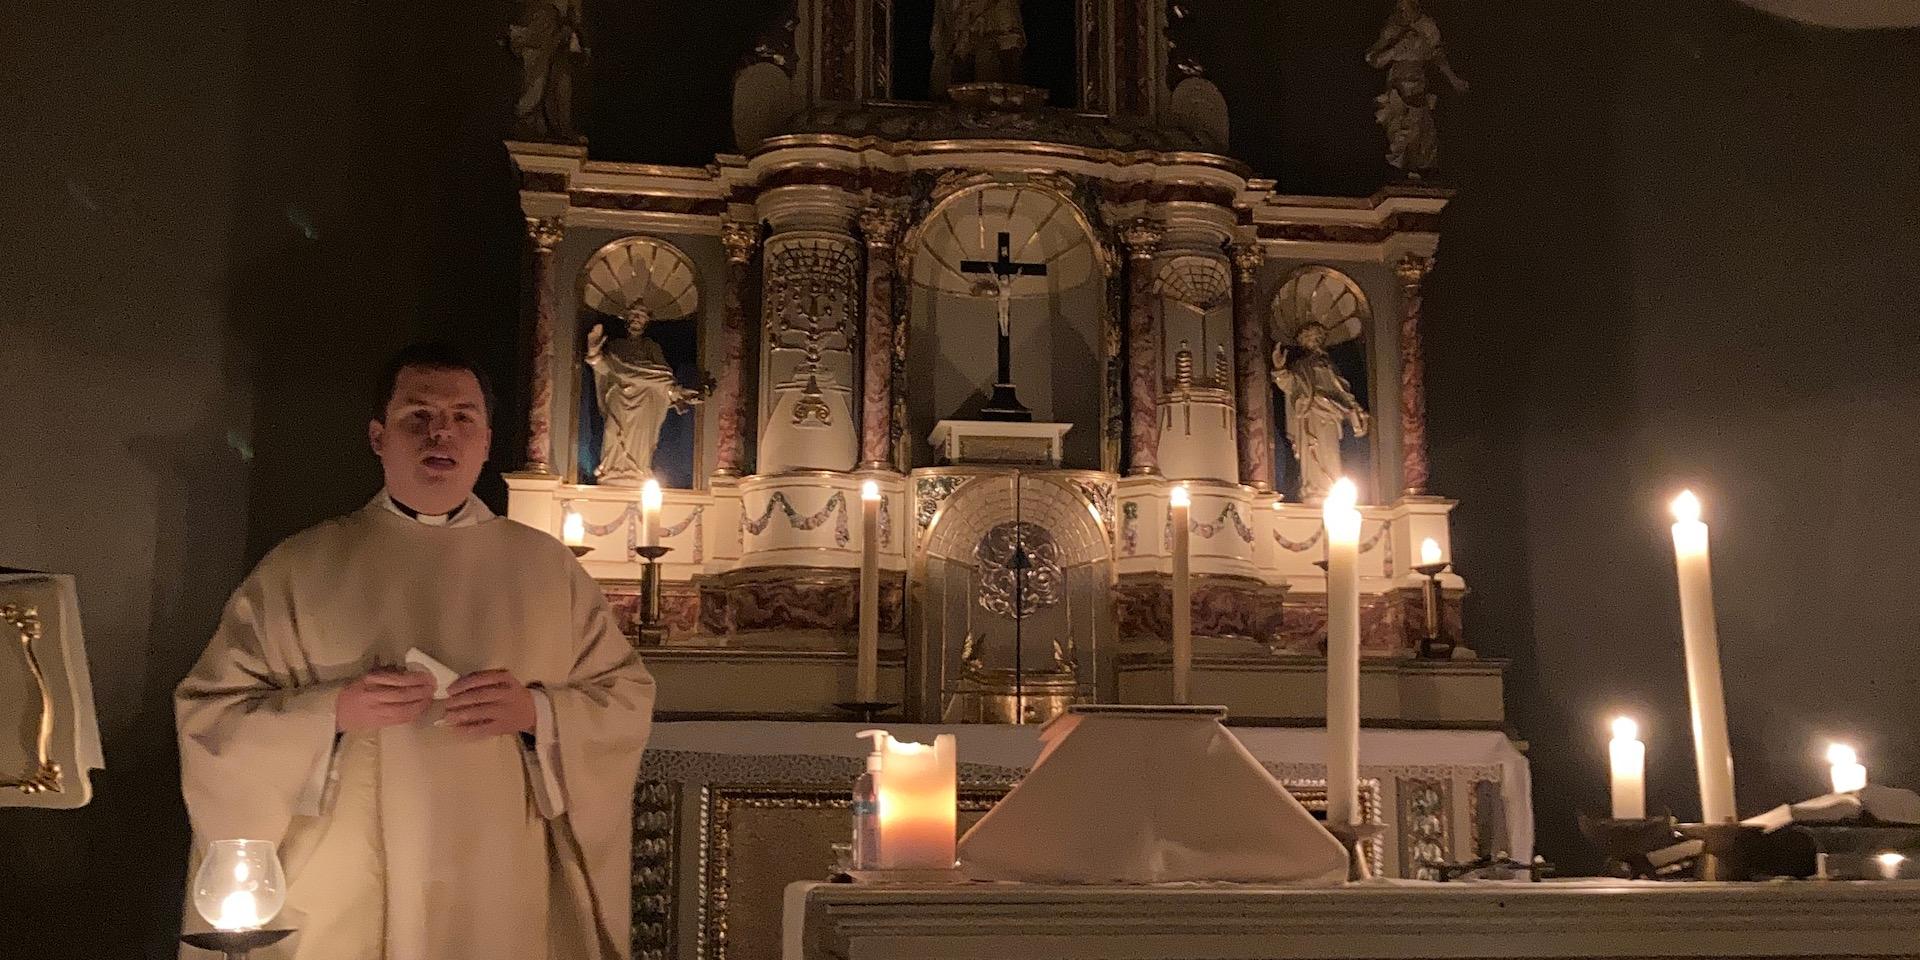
(509, 0), (587, 142)
(585, 306), (711, 486)
(1366, 0), (1468, 179)
(1272, 323), (1371, 503)
(930, 0), (1027, 97)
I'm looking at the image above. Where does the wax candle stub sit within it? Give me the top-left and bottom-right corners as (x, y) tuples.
(562, 508), (585, 547)
(1609, 716), (1646, 820)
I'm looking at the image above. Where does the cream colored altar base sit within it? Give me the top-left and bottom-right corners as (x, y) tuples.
(784, 880), (1920, 960)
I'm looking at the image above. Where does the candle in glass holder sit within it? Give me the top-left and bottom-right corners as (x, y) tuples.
(193, 839), (286, 932)
(858, 480), (881, 703)
(640, 479), (663, 548)
(1170, 483), (1193, 704)
(562, 507), (585, 547)
(1828, 743), (1867, 794)
(1669, 490), (1737, 823)
(1323, 477), (1363, 829)
(1609, 717), (1647, 820)
(860, 730), (957, 869)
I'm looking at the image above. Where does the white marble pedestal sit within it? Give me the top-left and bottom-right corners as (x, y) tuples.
(785, 880), (1920, 960)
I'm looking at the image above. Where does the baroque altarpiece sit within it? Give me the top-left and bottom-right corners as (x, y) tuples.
(504, 3), (1514, 953)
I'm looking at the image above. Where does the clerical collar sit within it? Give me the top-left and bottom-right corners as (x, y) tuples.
(382, 492), (467, 526)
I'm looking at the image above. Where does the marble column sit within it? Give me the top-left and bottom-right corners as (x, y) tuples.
(522, 215), (565, 474)
(858, 204), (903, 471)
(714, 219), (760, 477)
(1397, 253), (1433, 497)
(1230, 241), (1275, 492)
(1122, 220), (1164, 476)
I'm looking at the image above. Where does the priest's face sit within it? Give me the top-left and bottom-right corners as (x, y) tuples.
(369, 365), (492, 514)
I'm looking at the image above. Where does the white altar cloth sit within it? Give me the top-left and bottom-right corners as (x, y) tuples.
(783, 879), (1920, 960)
(647, 721), (1532, 860)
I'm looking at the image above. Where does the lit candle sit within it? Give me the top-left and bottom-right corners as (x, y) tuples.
(1669, 490), (1737, 823)
(640, 478), (662, 548)
(1610, 716), (1647, 820)
(863, 730), (957, 869)
(562, 507), (585, 547)
(1323, 477), (1363, 828)
(1170, 483), (1193, 704)
(215, 890), (263, 931)
(1877, 852), (1906, 880)
(858, 480), (881, 703)
(1828, 743), (1867, 794)
(1420, 537), (1443, 567)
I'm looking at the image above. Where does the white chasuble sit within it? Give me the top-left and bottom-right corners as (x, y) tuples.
(176, 495), (656, 960)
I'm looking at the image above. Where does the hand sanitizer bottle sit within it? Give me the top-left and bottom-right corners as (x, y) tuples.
(853, 730), (886, 870)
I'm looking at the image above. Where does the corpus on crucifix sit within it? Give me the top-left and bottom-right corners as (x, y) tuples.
(960, 231), (1048, 421)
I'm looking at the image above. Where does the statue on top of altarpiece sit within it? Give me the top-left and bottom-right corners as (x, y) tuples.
(1366, 0), (1468, 179)
(510, 0), (587, 143)
(930, 0), (1027, 97)
(585, 307), (710, 486)
(1272, 323), (1371, 504)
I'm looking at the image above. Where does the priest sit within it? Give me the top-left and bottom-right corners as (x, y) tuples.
(176, 343), (656, 959)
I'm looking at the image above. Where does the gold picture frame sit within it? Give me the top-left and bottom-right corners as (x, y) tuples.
(2, 603), (62, 794)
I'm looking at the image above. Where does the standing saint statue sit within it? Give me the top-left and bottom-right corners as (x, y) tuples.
(1366, 0), (1468, 179)
(509, 0), (587, 142)
(585, 307), (709, 486)
(930, 0), (1027, 97)
(1272, 323), (1371, 503)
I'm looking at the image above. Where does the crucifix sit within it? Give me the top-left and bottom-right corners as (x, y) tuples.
(960, 231), (1048, 421)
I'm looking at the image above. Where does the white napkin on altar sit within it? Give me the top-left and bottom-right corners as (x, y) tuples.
(957, 705), (1349, 884)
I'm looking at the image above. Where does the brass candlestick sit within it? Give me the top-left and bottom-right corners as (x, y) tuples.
(633, 544), (672, 645)
(1327, 822), (1387, 882)
(568, 544), (593, 558)
(1412, 558), (1452, 659)
(180, 930), (294, 960)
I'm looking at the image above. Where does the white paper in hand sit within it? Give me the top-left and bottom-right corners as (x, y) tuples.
(404, 647), (459, 700)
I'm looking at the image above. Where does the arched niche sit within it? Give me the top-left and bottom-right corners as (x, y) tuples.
(1268, 265), (1376, 501)
(574, 235), (704, 488)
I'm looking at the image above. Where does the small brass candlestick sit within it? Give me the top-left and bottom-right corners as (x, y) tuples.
(568, 544), (593, 558)
(1327, 822), (1387, 881)
(180, 930), (295, 960)
(1412, 558), (1452, 659)
(633, 544), (672, 646)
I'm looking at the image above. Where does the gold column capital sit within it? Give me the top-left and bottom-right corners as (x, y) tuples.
(526, 216), (565, 253)
(721, 218), (761, 264)
(858, 204), (906, 251)
(1120, 219), (1163, 260)
(1230, 241), (1265, 283)
(1396, 252), (1433, 289)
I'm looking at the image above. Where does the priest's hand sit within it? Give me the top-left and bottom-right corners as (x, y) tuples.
(443, 669), (537, 738)
(336, 668), (435, 732)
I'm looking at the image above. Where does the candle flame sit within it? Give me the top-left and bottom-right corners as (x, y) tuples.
(1420, 538), (1443, 566)
(641, 479), (663, 512)
(1271, 498), (1282, 511)
(1612, 716), (1639, 742)
(1670, 489), (1701, 524)
(1828, 742), (1859, 766)
(561, 508), (585, 546)
(1878, 852), (1906, 868)
(214, 890), (263, 931)
(1169, 484), (1191, 508)
(1326, 477), (1357, 511)
(861, 479), (881, 502)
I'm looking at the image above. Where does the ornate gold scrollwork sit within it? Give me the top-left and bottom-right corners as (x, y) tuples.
(2, 603), (62, 794)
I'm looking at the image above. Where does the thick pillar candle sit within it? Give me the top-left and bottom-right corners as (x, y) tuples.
(1323, 477), (1363, 828)
(1828, 743), (1867, 794)
(1610, 717), (1647, 820)
(866, 730), (957, 869)
(858, 480), (881, 703)
(1670, 490), (1737, 823)
(1170, 484), (1193, 703)
(640, 479), (663, 549)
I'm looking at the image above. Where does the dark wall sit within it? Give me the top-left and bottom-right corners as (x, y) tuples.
(3, 2), (1918, 951)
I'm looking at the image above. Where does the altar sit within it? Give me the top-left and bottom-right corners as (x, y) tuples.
(783, 880), (1920, 960)
(633, 721), (1529, 960)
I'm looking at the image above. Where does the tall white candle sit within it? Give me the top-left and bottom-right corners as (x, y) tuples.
(1170, 484), (1193, 704)
(640, 479), (663, 548)
(858, 480), (881, 703)
(1323, 477), (1363, 828)
(1609, 717), (1647, 820)
(1669, 490), (1737, 823)
(1828, 743), (1867, 794)
(866, 730), (957, 869)
(561, 507), (585, 547)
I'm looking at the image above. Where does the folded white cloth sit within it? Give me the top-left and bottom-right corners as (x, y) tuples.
(957, 705), (1348, 884)
(1745, 784), (1920, 832)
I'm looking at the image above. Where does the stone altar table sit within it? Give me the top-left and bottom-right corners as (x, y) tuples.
(784, 880), (1920, 960)
(633, 722), (1530, 960)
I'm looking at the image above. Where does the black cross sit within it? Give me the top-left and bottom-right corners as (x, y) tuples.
(959, 232), (1047, 421)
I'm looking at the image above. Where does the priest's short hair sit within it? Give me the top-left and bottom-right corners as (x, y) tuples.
(374, 341), (497, 423)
